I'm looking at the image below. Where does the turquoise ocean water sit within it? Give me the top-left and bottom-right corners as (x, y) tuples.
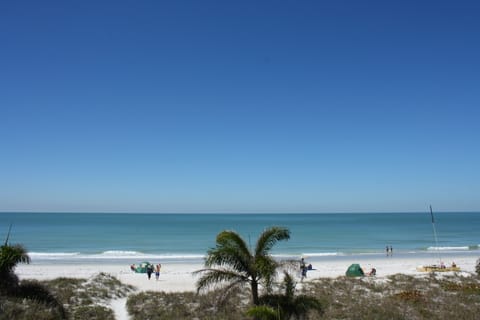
(0, 212), (478, 264)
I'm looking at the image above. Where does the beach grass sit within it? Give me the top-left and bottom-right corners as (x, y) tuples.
(2, 271), (480, 319)
(125, 273), (480, 320)
(127, 287), (250, 320)
(303, 273), (480, 319)
(0, 273), (134, 320)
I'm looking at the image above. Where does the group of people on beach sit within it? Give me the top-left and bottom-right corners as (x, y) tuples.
(386, 245), (393, 256)
(301, 257), (377, 279)
(146, 263), (161, 280)
(130, 263), (162, 280)
(147, 263), (162, 281)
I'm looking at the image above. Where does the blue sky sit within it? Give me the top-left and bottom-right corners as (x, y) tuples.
(1, 1), (479, 213)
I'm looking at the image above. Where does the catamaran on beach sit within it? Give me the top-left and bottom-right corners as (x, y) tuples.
(417, 206), (463, 273)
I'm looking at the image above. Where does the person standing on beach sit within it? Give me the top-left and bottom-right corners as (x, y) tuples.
(146, 264), (154, 280)
(301, 265), (308, 281)
(155, 263), (161, 281)
(300, 258), (305, 270)
(300, 258), (307, 281)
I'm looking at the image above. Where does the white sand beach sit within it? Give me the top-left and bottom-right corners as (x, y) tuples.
(16, 254), (478, 293)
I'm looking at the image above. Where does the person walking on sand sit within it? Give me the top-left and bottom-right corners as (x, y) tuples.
(155, 263), (161, 281)
(146, 264), (154, 280)
(300, 257), (307, 281)
(301, 265), (308, 281)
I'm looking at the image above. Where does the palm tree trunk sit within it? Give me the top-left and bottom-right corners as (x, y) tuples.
(251, 279), (259, 305)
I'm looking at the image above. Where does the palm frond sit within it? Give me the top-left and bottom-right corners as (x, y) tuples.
(280, 271), (296, 299)
(255, 227), (290, 258)
(205, 245), (250, 273)
(255, 255), (279, 292)
(246, 305), (280, 320)
(195, 268), (247, 293)
(205, 230), (253, 273)
(216, 230), (250, 252)
(216, 230), (252, 258)
(0, 244), (30, 274)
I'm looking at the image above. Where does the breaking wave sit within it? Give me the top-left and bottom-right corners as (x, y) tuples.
(427, 246), (470, 251)
(28, 251), (205, 261)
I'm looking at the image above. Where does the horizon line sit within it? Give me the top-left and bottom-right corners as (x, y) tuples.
(1, 210), (479, 215)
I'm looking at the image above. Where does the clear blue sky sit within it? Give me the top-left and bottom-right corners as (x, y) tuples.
(1, 1), (479, 213)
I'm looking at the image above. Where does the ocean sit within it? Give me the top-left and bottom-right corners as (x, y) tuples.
(1, 212), (479, 264)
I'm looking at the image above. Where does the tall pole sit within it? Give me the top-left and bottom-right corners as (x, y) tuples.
(4, 223), (12, 246)
(429, 205), (442, 264)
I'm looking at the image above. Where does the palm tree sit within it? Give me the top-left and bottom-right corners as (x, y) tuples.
(0, 242), (67, 319)
(195, 226), (290, 305)
(0, 243), (30, 293)
(249, 271), (323, 320)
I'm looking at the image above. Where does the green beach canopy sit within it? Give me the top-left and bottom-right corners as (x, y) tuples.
(346, 264), (364, 277)
(135, 262), (152, 273)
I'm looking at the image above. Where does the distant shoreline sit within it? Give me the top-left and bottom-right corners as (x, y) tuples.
(25, 249), (480, 266)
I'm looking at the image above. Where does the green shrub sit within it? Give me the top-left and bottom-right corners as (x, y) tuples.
(0, 297), (61, 320)
(6, 271), (480, 320)
(71, 305), (115, 320)
(13, 274), (134, 319)
(127, 289), (250, 320)
(303, 273), (480, 320)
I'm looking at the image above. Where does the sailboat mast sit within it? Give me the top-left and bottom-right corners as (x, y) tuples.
(429, 205), (442, 263)
(4, 223), (12, 246)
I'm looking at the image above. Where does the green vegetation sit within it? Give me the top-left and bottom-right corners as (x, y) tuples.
(125, 272), (480, 320)
(127, 289), (250, 320)
(8, 271), (479, 320)
(1, 272), (134, 320)
(195, 226), (290, 305)
(248, 271), (323, 320)
(0, 242), (66, 319)
(304, 273), (480, 320)
(47, 273), (134, 319)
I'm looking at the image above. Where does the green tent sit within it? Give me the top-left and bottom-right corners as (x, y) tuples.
(135, 261), (152, 273)
(346, 264), (364, 277)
